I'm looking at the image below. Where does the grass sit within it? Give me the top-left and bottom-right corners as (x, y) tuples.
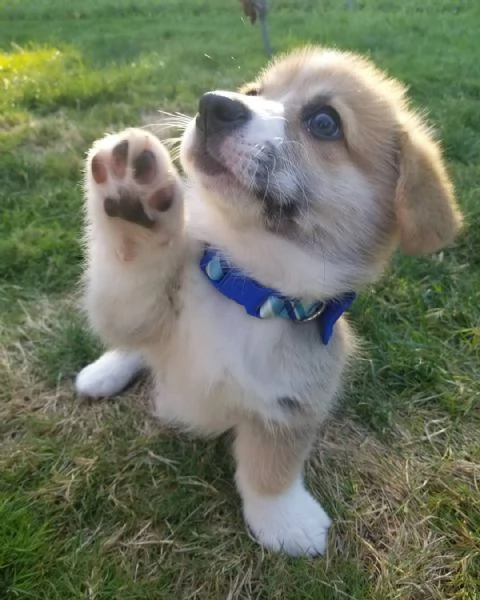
(0, 0), (479, 597)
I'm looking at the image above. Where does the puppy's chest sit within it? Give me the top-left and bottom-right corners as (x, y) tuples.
(173, 264), (347, 408)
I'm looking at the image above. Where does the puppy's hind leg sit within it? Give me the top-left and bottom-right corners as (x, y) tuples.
(234, 418), (331, 557)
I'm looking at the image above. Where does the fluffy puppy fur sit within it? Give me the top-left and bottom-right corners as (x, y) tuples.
(76, 47), (462, 556)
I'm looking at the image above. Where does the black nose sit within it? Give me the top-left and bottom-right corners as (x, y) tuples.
(197, 92), (250, 135)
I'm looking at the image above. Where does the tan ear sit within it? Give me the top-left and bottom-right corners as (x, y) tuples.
(395, 125), (463, 255)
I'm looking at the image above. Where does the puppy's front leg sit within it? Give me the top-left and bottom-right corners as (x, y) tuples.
(234, 418), (331, 557)
(75, 349), (145, 398)
(82, 128), (185, 350)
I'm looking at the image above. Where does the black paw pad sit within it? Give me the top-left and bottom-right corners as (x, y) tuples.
(111, 140), (129, 178)
(148, 185), (175, 212)
(104, 193), (156, 229)
(91, 154), (107, 184)
(133, 150), (157, 185)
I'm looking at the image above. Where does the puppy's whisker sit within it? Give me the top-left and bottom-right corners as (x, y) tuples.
(146, 124), (187, 135)
(155, 120), (190, 128)
(139, 123), (163, 130)
(157, 109), (192, 119)
(162, 137), (183, 146)
(154, 122), (191, 130)
(261, 162), (273, 211)
(154, 115), (192, 125)
(277, 139), (308, 153)
(280, 146), (312, 214)
(248, 145), (267, 191)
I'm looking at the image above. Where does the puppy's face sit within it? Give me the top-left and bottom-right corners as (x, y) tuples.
(181, 48), (461, 269)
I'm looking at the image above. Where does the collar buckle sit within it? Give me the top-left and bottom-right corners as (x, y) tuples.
(292, 302), (326, 323)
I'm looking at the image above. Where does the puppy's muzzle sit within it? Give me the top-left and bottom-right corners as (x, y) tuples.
(196, 92), (250, 135)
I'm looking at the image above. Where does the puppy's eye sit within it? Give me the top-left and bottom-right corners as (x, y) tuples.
(305, 107), (341, 140)
(245, 88), (259, 97)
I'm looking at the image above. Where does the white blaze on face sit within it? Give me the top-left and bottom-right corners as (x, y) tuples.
(240, 93), (286, 146)
(212, 92), (288, 190)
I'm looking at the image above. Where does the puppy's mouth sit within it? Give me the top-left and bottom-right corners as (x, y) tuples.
(190, 130), (277, 187)
(189, 130), (230, 178)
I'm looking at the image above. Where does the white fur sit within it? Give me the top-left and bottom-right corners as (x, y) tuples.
(237, 475), (332, 557)
(75, 350), (144, 397)
(209, 90), (285, 144)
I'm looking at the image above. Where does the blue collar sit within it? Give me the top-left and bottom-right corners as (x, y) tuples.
(200, 246), (356, 345)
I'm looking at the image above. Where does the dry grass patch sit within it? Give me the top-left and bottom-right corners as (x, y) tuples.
(1, 297), (479, 599)
(312, 418), (480, 599)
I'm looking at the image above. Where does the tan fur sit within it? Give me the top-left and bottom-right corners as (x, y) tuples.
(235, 418), (316, 495)
(395, 127), (463, 254)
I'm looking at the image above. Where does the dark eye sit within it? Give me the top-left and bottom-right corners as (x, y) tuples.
(305, 106), (341, 140)
(245, 88), (259, 97)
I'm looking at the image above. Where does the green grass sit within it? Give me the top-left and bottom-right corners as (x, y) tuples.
(1, 0), (479, 598)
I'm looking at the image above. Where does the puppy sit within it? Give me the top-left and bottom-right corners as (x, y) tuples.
(76, 47), (462, 556)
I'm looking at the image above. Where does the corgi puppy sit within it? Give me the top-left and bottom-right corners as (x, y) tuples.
(76, 47), (462, 556)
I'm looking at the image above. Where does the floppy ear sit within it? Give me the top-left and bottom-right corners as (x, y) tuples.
(394, 124), (463, 255)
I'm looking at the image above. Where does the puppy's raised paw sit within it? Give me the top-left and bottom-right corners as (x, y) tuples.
(86, 129), (183, 252)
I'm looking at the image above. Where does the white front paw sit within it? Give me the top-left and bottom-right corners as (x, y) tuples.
(75, 350), (144, 398)
(241, 479), (331, 557)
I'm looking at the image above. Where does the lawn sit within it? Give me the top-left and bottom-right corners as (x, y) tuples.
(1, 0), (479, 598)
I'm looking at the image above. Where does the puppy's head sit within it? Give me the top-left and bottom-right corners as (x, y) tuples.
(181, 47), (462, 276)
